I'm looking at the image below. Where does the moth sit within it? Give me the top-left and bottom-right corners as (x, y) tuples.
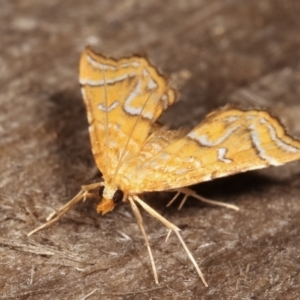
(29, 47), (300, 286)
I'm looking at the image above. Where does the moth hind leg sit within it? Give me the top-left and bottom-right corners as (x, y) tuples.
(128, 196), (158, 284)
(131, 195), (208, 287)
(169, 187), (239, 211)
(28, 182), (104, 236)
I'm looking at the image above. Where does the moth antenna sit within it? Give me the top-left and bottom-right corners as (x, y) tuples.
(102, 68), (109, 177)
(239, 89), (267, 106)
(132, 195), (208, 287)
(128, 196), (159, 284)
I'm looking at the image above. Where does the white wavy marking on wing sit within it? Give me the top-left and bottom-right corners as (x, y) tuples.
(87, 54), (140, 71)
(217, 147), (232, 163)
(80, 73), (135, 86)
(98, 100), (119, 112)
(147, 78), (158, 90)
(87, 55), (117, 71)
(260, 118), (300, 153)
(188, 125), (241, 147)
(250, 124), (280, 165)
(123, 80), (155, 120)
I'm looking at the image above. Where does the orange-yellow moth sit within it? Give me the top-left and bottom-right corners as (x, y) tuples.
(29, 47), (300, 286)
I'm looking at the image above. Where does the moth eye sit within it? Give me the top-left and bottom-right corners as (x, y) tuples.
(99, 186), (105, 197)
(113, 189), (124, 204)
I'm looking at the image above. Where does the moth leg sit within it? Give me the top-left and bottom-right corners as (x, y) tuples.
(82, 192), (99, 202)
(166, 191), (181, 207)
(128, 196), (158, 284)
(172, 187), (239, 211)
(132, 195), (208, 287)
(28, 182), (104, 236)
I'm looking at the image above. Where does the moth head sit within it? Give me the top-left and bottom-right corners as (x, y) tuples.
(97, 185), (125, 215)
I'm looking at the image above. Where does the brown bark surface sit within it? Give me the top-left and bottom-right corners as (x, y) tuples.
(1, 1), (300, 299)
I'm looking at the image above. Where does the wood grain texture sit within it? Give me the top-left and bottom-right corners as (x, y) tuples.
(1, 0), (300, 299)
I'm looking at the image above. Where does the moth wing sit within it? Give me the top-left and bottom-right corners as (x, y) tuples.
(123, 107), (300, 193)
(79, 48), (176, 178)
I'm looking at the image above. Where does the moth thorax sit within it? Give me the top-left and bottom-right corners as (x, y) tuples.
(102, 184), (118, 199)
(107, 173), (130, 188)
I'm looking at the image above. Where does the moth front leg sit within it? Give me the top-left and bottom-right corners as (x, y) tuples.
(28, 182), (104, 236)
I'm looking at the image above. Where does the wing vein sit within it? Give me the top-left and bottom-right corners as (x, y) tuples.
(113, 91), (156, 177)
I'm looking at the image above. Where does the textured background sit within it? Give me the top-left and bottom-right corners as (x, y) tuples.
(1, 1), (300, 299)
